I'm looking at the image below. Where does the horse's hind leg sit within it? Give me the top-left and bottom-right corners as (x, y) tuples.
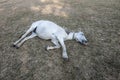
(13, 26), (36, 47)
(16, 32), (37, 48)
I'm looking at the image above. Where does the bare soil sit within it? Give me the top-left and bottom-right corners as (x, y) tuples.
(0, 0), (120, 80)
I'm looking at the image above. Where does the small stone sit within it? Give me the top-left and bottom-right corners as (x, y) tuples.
(101, 39), (104, 41)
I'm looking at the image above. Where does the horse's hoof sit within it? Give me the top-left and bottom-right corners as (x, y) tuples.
(15, 46), (19, 49)
(63, 57), (69, 61)
(12, 44), (16, 47)
(12, 44), (19, 49)
(45, 45), (48, 51)
(62, 54), (69, 61)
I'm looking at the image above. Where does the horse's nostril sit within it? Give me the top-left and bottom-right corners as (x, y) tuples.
(82, 40), (87, 43)
(85, 41), (87, 43)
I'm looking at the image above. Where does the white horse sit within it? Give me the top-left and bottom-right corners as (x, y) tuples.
(13, 20), (88, 59)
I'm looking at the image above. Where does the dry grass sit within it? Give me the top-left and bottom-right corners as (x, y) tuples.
(0, 0), (120, 80)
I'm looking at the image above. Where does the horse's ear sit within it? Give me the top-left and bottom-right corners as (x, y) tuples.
(65, 29), (71, 34)
(63, 26), (71, 34)
(65, 30), (70, 34)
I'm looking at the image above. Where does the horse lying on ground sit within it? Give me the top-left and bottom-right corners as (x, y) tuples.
(13, 20), (88, 60)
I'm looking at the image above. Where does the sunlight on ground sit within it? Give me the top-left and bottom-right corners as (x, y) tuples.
(31, 0), (70, 17)
(40, 0), (59, 4)
(0, 8), (4, 12)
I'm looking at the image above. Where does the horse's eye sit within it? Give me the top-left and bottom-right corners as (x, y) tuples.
(81, 34), (84, 35)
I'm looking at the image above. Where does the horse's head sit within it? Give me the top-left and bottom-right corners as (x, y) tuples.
(74, 32), (88, 45)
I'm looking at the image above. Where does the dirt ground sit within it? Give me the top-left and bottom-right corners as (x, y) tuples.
(0, 0), (120, 80)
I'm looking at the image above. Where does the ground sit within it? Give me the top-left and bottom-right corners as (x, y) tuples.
(0, 0), (120, 80)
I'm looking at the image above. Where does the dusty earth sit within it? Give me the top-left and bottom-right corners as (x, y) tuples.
(0, 0), (120, 80)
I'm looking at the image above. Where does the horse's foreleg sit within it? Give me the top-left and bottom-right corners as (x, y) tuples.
(58, 37), (68, 59)
(46, 38), (61, 50)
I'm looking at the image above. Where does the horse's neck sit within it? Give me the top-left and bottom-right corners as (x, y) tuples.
(66, 32), (75, 40)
